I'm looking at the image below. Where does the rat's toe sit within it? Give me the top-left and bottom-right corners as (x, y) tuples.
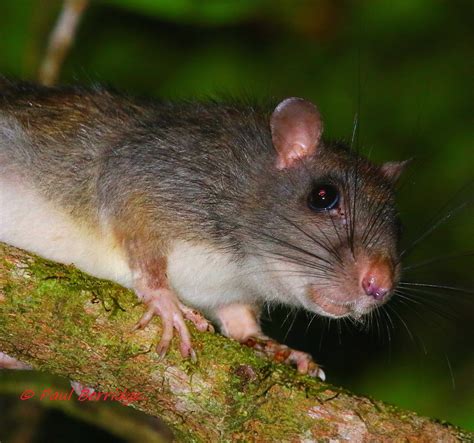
(173, 313), (194, 358)
(156, 314), (174, 359)
(178, 303), (214, 333)
(132, 306), (156, 331)
(295, 356), (310, 374)
(289, 350), (325, 380)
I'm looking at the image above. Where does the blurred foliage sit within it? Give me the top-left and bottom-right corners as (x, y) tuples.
(102, 0), (261, 24)
(0, 371), (169, 442)
(0, 0), (472, 438)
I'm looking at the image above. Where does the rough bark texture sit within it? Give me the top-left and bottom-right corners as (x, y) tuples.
(0, 242), (471, 442)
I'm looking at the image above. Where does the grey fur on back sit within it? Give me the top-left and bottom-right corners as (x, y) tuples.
(0, 79), (280, 247)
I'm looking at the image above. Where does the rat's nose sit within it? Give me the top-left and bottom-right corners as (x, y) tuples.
(360, 258), (393, 301)
(362, 277), (389, 301)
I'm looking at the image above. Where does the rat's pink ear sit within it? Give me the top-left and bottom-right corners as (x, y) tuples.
(270, 97), (323, 170)
(380, 159), (411, 184)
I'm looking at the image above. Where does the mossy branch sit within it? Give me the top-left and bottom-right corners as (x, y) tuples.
(0, 242), (471, 441)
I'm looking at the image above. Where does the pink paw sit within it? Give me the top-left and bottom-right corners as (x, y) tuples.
(243, 337), (325, 380)
(133, 289), (211, 360)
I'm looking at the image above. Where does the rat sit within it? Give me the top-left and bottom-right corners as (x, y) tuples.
(0, 78), (407, 379)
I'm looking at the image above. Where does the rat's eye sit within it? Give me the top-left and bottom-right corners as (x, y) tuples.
(308, 184), (339, 211)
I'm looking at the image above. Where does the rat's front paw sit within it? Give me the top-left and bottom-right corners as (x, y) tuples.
(243, 336), (325, 380)
(133, 289), (212, 360)
(133, 288), (194, 359)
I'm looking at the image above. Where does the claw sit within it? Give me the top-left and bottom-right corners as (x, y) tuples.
(156, 348), (167, 361)
(313, 367), (326, 381)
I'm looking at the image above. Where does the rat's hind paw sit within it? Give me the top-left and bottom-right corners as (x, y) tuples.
(243, 336), (325, 380)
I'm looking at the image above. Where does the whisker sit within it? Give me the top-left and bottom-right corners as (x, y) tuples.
(281, 308), (295, 329)
(279, 214), (344, 266)
(349, 112), (360, 256)
(401, 182), (473, 258)
(379, 307), (392, 344)
(305, 312), (318, 336)
(397, 286), (472, 303)
(283, 309), (298, 342)
(256, 230), (335, 267)
(403, 252), (474, 271)
(445, 353), (456, 390)
(392, 293), (456, 339)
(361, 198), (390, 247)
(386, 304), (415, 345)
(393, 290), (424, 306)
(398, 282), (474, 295)
(394, 289), (459, 321)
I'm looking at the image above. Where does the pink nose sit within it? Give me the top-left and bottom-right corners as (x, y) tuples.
(362, 278), (389, 301)
(360, 258), (393, 301)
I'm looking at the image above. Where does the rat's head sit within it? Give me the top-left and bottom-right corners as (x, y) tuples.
(246, 97), (408, 319)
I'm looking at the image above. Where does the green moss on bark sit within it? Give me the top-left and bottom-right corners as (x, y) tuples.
(0, 243), (472, 441)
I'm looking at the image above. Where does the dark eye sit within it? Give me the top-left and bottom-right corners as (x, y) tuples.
(308, 184), (340, 211)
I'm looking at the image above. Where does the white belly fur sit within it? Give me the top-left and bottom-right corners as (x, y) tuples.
(167, 241), (257, 312)
(1, 178), (257, 311)
(0, 177), (133, 287)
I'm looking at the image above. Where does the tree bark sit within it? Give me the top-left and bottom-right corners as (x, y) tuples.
(0, 242), (471, 442)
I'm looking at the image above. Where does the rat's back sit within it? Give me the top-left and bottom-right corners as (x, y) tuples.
(0, 78), (268, 220)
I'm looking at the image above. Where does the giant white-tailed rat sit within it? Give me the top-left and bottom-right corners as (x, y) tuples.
(0, 78), (408, 379)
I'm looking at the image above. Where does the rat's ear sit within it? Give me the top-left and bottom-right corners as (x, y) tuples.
(380, 159), (411, 184)
(270, 97), (323, 170)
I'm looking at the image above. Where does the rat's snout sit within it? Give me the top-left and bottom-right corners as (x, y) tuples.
(303, 246), (399, 318)
(359, 257), (394, 302)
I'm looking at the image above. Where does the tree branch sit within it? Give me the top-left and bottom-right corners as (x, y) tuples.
(38, 0), (89, 86)
(0, 242), (471, 441)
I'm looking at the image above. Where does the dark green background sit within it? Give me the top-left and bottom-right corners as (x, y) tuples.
(0, 0), (472, 439)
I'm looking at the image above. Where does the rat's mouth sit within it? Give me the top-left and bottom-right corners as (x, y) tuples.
(309, 287), (386, 318)
(310, 290), (352, 317)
